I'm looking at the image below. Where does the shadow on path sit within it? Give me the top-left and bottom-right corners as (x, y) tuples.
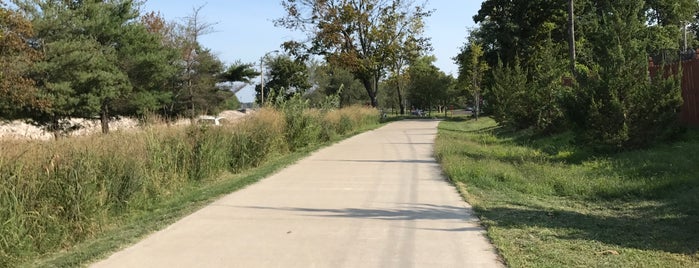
(241, 204), (479, 222)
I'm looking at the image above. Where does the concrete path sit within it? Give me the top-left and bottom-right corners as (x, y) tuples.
(92, 120), (503, 268)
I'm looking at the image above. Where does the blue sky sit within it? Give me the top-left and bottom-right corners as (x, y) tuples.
(141, 0), (483, 102)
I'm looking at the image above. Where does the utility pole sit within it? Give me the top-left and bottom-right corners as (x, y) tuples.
(568, 0), (576, 77)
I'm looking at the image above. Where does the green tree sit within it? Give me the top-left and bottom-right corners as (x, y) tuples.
(255, 54), (310, 105)
(309, 62), (368, 107)
(473, 0), (569, 67)
(14, 0), (180, 134)
(488, 58), (529, 128)
(215, 62), (259, 111)
(382, 72), (408, 113)
(528, 37), (569, 133)
(17, 0), (133, 134)
(645, 0), (698, 26)
(456, 42), (489, 120)
(0, 4), (43, 120)
(184, 47), (225, 115)
(112, 12), (180, 119)
(483, 33), (568, 133)
(576, 0), (684, 150)
(143, 5), (234, 118)
(473, 0), (698, 70)
(381, 0), (429, 114)
(276, 0), (432, 107)
(221, 62), (259, 86)
(407, 56), (451, 115)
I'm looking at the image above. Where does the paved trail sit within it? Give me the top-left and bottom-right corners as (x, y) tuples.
(92, 120), (502, 268)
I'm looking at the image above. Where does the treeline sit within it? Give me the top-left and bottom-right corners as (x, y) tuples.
(456, 0), (699, 150)
(271, 0), (472, 115)
(2, 0), (469, 131)
(0, 0), (258, 135)
(259, 53), (460, 117)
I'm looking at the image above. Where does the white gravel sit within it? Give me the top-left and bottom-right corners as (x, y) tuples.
(0, 110), (252, 141)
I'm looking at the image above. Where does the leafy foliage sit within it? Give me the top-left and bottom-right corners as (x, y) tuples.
(488, 58), (529, 129)
(256, 54), (310, 105)
(307, 62), (368, 108)
(573, 0), (684, 150)
(0, 5), (43, 119)
(407, 56), (454, 113)
(473, 0), (569, 67)
(466, 0), (692, 149)
(8, 0), (182, 134)
(528, 37), (569, 134)
(276, 0), (432, 107)
(455, 42), (489, 119)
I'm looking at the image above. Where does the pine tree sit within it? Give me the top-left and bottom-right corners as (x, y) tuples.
(576, 0), (684, 150)
(14, 0), (181, 134)
(489, 57), (530, 129)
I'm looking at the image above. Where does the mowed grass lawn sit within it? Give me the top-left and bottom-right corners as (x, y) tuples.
(435, 117), (699, 267)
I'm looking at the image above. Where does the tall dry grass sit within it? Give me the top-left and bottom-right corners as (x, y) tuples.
(0, 106), (379, 266)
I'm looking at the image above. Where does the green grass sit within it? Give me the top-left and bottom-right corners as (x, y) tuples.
(436, 117), (699, 267)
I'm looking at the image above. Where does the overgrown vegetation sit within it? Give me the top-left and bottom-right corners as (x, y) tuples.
(0, 106), (379, 267)
(436, 118), (699, 267)
(457, 0), (695, 151)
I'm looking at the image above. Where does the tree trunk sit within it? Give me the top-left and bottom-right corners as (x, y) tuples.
(474, 91), (480, 121)
(101, 103), (110, 134)
(188, 79), (195, 119)
(396, 86), (405, 115)
(361, 78), (378, 107)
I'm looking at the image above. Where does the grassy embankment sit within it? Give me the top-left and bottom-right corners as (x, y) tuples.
(436, 117), (699, 267)
(0, 106), (379, 267)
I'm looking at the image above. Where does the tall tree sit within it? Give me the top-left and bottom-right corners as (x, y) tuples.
(144, 5), (230, 118)
(381, 0), (430, 114)
(309, 62), (368, 107)
(488, 58), (529, 129)
(456, 42), (489, 120)
(275, 0), (432, 107)
(13, 0), (179, 134)
(16, 0), (133, 134)
(473, 0), (569, 67)
(220, 61), (259, 94)
(0, 4), (43, 119)
(113, 11), (180, 119)
(576, 0), (683, 149)
(255, 54), (310, 105)
(407, 56), (451, 114)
